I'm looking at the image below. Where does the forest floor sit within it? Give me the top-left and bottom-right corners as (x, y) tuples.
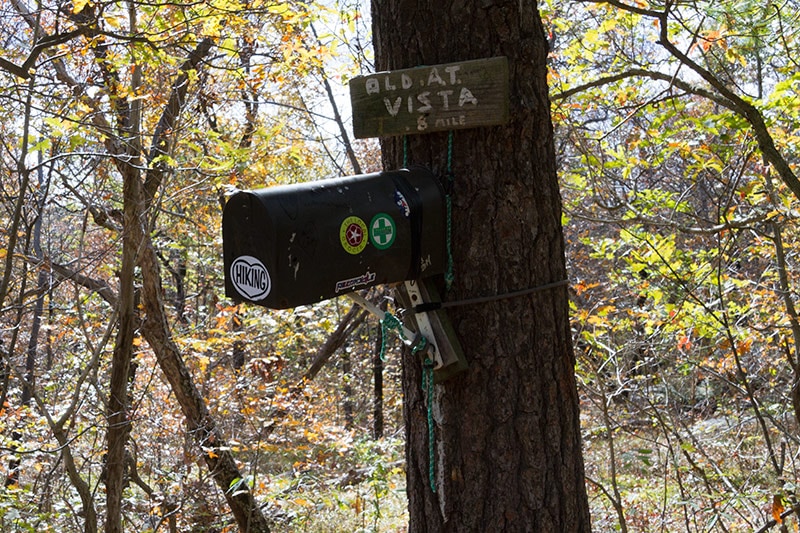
(264, 393), (793, 532)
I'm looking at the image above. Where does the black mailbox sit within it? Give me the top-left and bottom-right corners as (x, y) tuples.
(223, 167), (446, 309)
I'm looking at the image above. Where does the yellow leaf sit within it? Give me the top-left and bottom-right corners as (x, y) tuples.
(596, 305), (617, 317)
(72, 0), (91, 14)
(587, 315), (606, 327)
(104, 14), (124, 29)
(202, 17), (222, 38)
(584, 29), (601, 45)
(268, 2), (291, 15)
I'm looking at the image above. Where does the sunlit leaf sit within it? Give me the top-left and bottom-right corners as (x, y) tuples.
(773, 494), (785, 524)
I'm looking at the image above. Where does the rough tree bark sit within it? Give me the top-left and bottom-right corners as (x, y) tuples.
(371, 0), (592, 530)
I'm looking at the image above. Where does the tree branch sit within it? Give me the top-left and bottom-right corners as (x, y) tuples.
(552, 68), (735, 111)
(0, 21), (89, 78)
(579, 0), (660, 18)
(310, 24), (362, 174)
(568, 207), (768, 235)
(301, 303), (369, 383)
(755, 503), (798, 533)
(45, 259), (118, 308)
(651, 5), (800, 200)
(568, 0), (800, 203)
(143, 37), (214, 208)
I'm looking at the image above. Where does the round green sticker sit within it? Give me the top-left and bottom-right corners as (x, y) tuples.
(369, 213), (396, 250)
(340, 216), (368, 255)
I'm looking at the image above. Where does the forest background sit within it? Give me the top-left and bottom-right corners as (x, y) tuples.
(1, 0), (799, 531)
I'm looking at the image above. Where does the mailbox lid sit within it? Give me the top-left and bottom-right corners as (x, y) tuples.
(223, 167), (446, 309)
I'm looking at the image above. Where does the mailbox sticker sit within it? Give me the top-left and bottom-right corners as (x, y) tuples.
(370, 213), (396, 250)
(335, 271), (377, 293)
(340, 216), (368, 255)
(230, 255), (271, 301)
(394, 190), (410, 217)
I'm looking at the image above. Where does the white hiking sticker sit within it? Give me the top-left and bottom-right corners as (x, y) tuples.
(230, 255), (271, 301)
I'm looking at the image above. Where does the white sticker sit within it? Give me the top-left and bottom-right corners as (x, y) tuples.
(335, 271), (376, 293)
(230, 255), (271, 301)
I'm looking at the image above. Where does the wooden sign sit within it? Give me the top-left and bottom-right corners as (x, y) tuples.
(349, 57), (509, 139)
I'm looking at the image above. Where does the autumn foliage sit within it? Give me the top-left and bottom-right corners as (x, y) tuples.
(2, 0), (800, 530)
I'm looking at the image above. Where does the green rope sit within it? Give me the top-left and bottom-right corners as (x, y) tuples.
(380, 311), (432, 358)
(379, 310), (436, 493)
(444, 132), (455, 291)
(379, 312), (404, 361)
(414, 335), (428, 355)
(422, 357), (437, 493)
(446, 131), (454, 170)
(394, 130), (442, 493)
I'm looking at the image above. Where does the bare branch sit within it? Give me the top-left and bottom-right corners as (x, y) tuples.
(568, 207), (768, 235)
(1, 0), (91, 78)
(552, 68), (735, 111)
(144, 37), (214, 207)
(301, 303), (369, 383)
(572, 1), (800, 202)
(45, 259), (118, 308)
(579, 0), (660, 18)
(310, 23), (362, 174)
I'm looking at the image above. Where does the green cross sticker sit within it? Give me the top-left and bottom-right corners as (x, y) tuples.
(370, 213), (396, 250)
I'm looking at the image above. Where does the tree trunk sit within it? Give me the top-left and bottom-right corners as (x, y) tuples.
(105, 163), (139, 533)
(341, 351), (355, 429)
(0, 339), (8, 425)
(22, 151), (50, 406)
(137, 236), (271, 533)
(373, 324), (384, 440)
(371, 1), (591, 530)
(21, 268), (46, 407)
(92, 29), (269, 531)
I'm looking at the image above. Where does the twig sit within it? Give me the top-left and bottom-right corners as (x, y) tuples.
(755, 504), (799, 533)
